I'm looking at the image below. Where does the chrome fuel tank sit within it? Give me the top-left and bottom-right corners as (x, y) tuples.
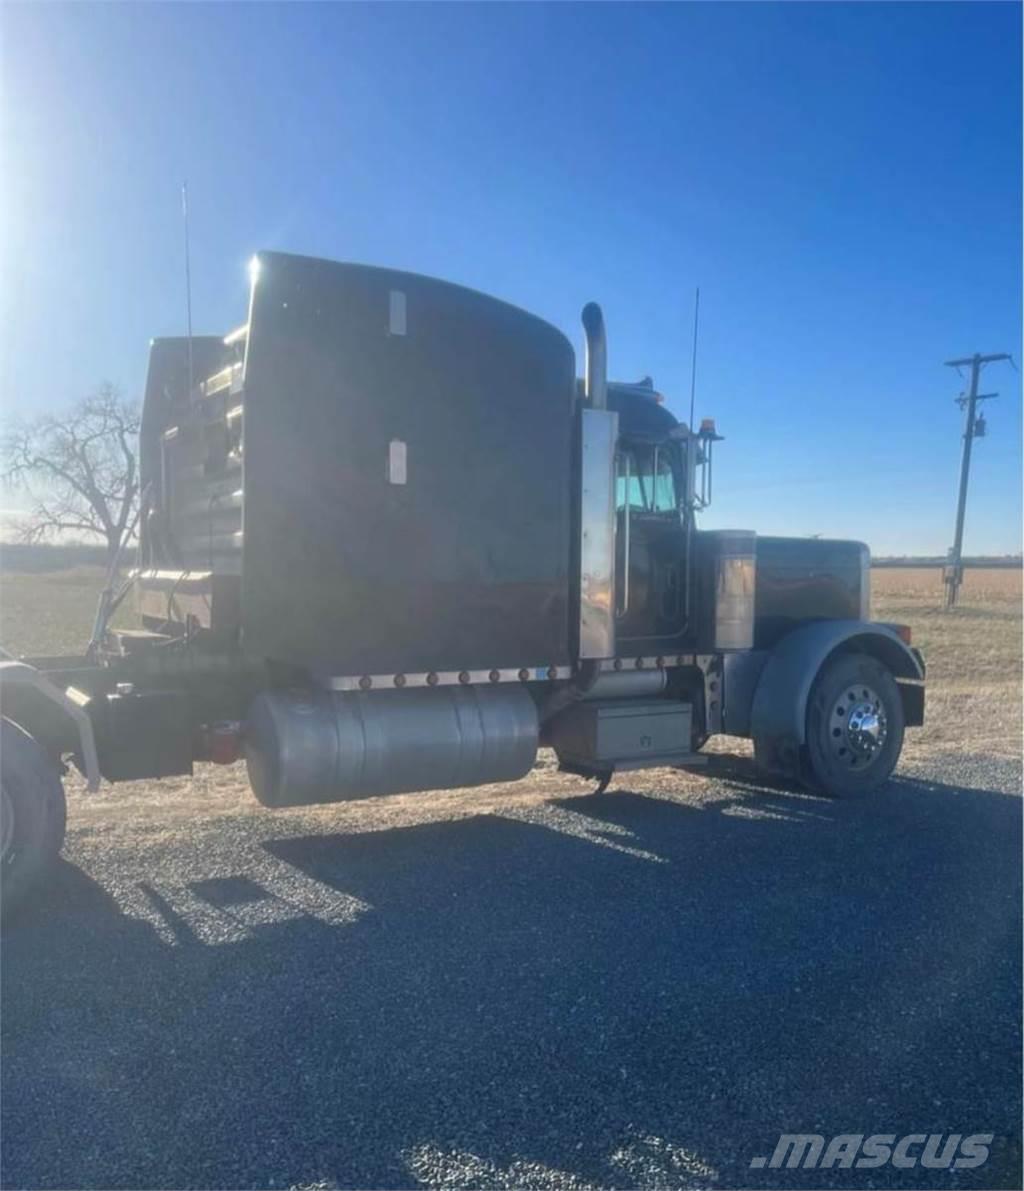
(245, 685), (539, 806)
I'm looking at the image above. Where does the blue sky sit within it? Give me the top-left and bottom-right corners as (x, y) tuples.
(2, 2), (1020, 554)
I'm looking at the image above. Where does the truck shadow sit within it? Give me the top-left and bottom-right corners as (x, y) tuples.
(2, 771), (1021, 1190)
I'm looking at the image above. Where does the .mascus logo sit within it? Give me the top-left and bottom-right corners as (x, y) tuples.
(749, 1133), (993, 1171)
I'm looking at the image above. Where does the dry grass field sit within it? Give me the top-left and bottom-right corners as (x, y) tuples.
(0, 564), (1018, 837)
(1, 566), (135, 658)
(872, 567), (1022, 763)
(2, 564), (1020, 769)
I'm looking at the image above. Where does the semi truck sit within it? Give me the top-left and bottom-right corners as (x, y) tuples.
(0, 252), (925, 915)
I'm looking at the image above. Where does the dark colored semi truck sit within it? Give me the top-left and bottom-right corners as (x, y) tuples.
(0, 252), (925, 914)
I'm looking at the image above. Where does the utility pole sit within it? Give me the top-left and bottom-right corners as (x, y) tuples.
(942, 351), (1011, 608)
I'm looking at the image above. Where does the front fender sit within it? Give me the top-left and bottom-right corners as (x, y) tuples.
(749, 620), (925, 776)
(0, 660), (100, 791)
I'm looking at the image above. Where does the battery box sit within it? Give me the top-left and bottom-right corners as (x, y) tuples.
(549, 699), (693, 771)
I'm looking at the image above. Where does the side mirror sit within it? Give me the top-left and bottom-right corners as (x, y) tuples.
(669, 420), (724, 513)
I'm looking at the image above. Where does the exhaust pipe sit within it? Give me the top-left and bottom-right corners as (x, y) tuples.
(576, 301), (617, 660)
(582, 302), (607, 410)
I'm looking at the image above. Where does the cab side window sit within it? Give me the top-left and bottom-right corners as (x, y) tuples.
(615, 454), (646, 512)
(616, 448), (677, 513)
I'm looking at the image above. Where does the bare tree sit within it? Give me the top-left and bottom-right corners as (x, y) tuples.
(2, 385), (141, 567)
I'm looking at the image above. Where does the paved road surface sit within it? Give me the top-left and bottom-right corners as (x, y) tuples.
(3, 751), (1021, 1189)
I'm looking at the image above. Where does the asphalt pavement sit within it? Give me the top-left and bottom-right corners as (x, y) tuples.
(2, 751), (1021, 1190)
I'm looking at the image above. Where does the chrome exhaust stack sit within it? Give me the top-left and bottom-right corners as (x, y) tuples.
(577, 302), (617, 660)
(582, 302), (607, 410)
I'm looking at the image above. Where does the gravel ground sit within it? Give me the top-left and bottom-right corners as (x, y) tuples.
(2, 745), (1021, 1191)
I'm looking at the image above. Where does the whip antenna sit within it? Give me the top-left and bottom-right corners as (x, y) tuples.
(688, 286), (700, 431)
(182, 181), (194, 396)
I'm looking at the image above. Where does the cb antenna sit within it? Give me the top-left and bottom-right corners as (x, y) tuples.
(182, 180), (194, 396)
(688, 286), (700, 431)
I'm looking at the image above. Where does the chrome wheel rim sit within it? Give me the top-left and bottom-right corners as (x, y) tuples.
(0, 784), (13, 864)
(828, 684), (887, 769)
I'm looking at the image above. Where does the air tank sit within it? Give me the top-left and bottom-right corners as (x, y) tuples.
(245, 684), (539, 807)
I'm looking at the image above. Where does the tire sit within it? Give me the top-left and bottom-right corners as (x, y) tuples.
(802, 652), (905, 798)
(1, 718), (67, 920)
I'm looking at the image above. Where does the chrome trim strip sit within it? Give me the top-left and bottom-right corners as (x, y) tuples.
(578, 408), (618, 660)
(324, 666), (573, 692)
(597, 655), (698, 672)
(325, 655), (718, 691)
(617, 448), (631, 617)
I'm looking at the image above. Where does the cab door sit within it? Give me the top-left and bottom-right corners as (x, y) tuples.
(614, 441), (689, 646)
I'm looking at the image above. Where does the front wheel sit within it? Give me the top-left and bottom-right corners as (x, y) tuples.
(1, 718), (67, 920)
(802, 652), (905, 798)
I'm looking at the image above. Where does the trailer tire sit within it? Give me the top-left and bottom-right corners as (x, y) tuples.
(1, 718), (67, 920)
(802, 652), (904, 798)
